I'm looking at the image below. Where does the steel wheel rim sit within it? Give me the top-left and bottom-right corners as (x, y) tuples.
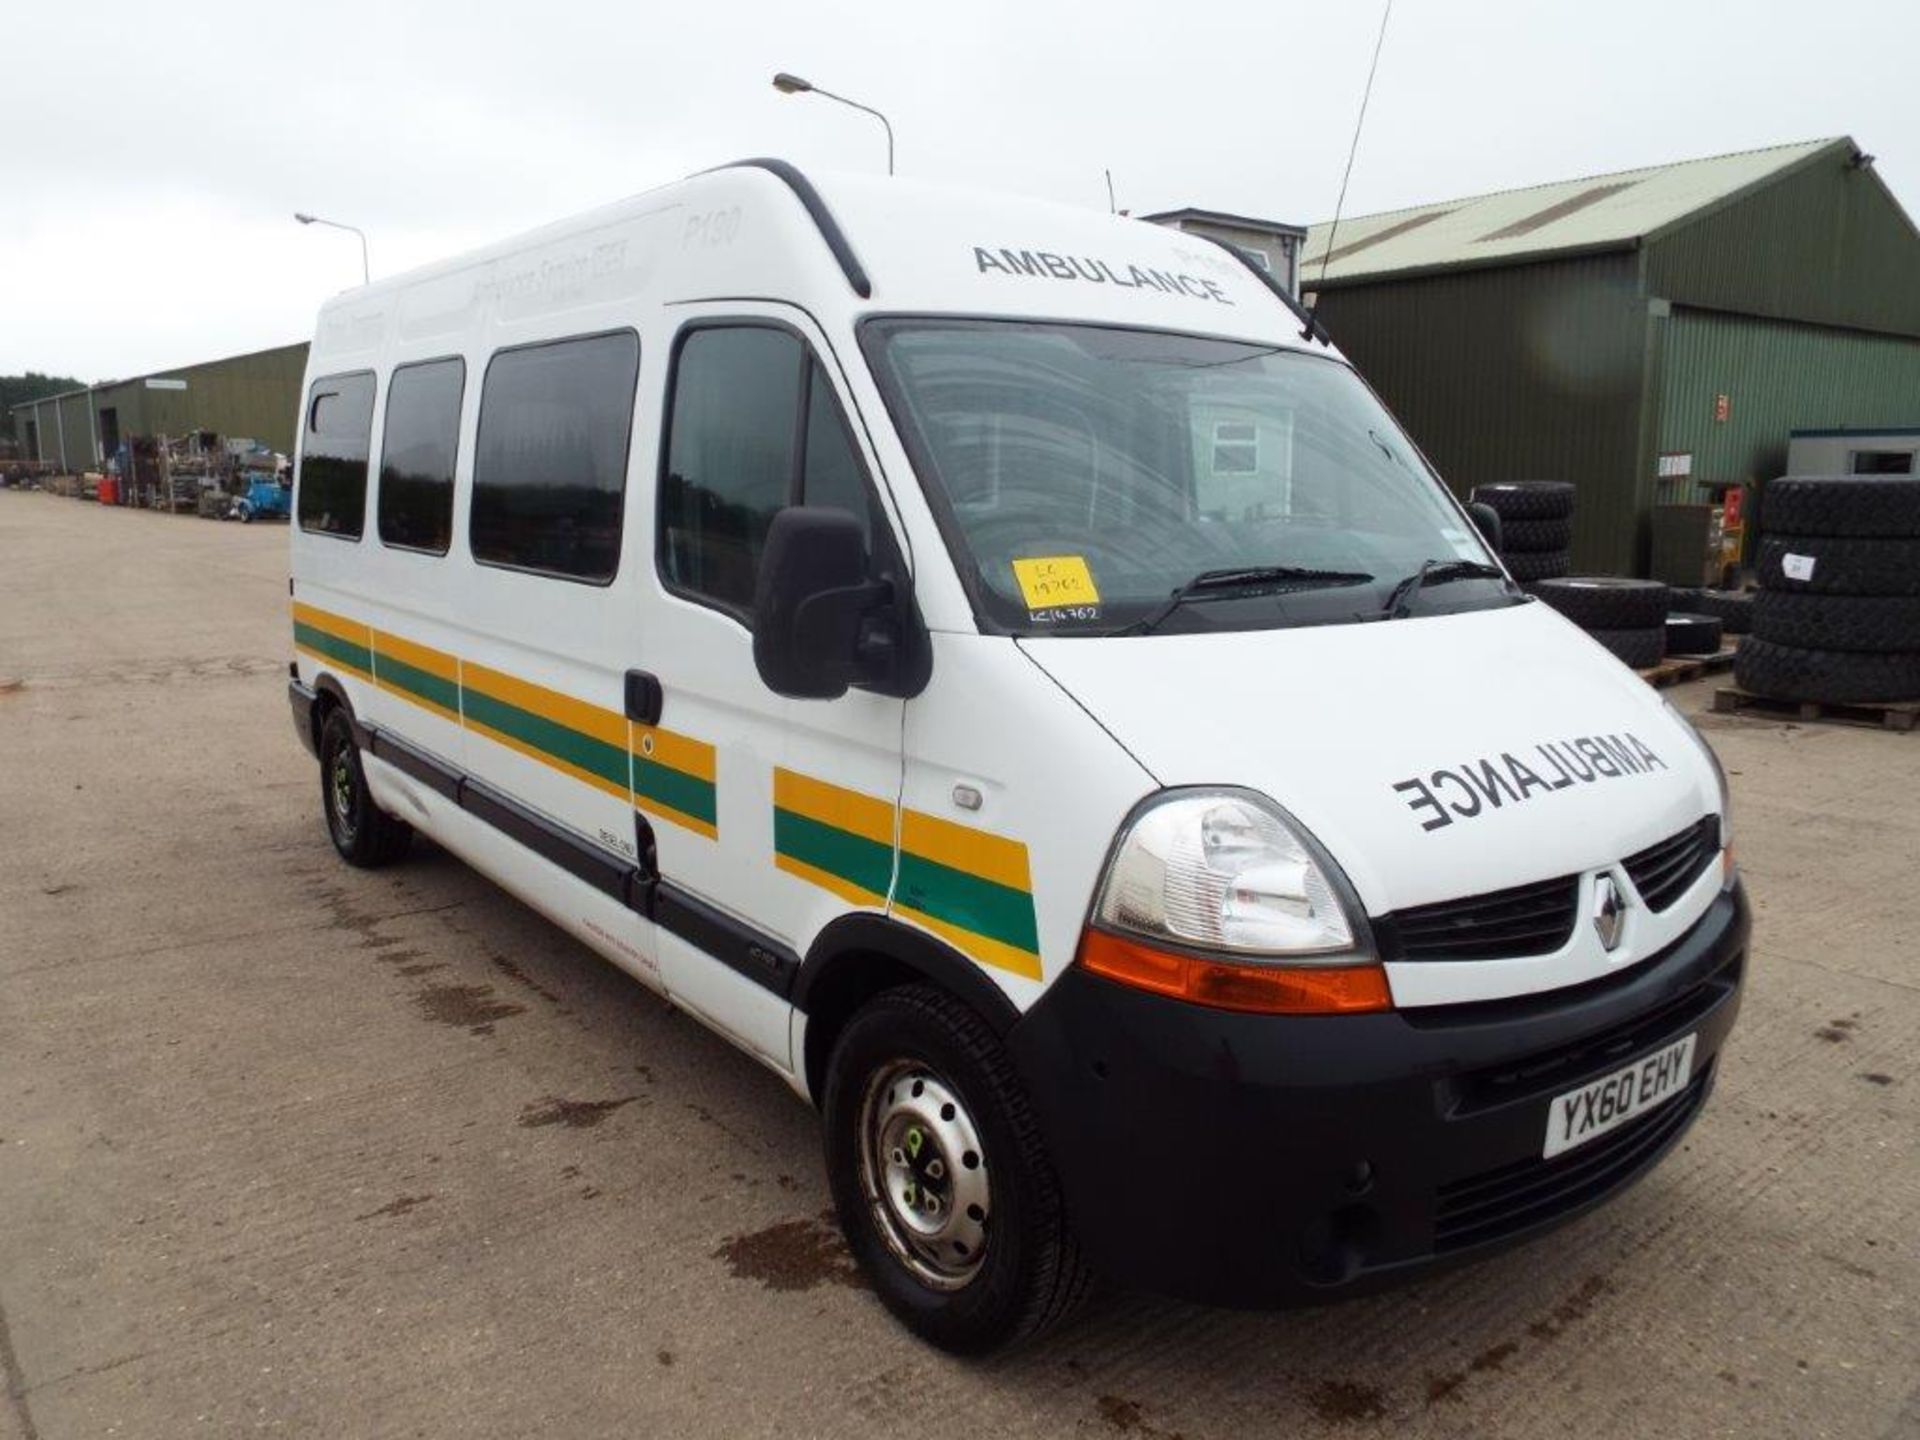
(328, 744), (356, 838)
(856, 1059), (990, 1290)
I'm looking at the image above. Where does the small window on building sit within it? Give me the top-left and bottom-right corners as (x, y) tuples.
(660, 325), (881, 617)
(297, 372), (376, 539)
(470, 331), (639, 583)
(1850, 450), (1915, 475)
(377, 358), (465, 555)
(1212, 420), (1259, 475)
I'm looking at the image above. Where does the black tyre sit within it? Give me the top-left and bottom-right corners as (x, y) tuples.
(1757, 535), (1920, 596)
(1752, 590), (1920, 653)
(1505, 548), (1571, 583)
(1761, 476), (1920, 539)
(1532, 576), (1670, 630)
(1691, 588), (1755, 635)
(1500, 517), (1574, 553)
(1664, 612), (1724, 656)
(1590, 626), (1666, 669)
(1471, 481), (1576, 521)
(823, 985), (1093, 1354)
(1735, 638), (1920, 704)
(319, 708), (414, 867)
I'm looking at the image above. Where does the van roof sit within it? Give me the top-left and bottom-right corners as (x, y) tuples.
(307, 161), (1327, 368)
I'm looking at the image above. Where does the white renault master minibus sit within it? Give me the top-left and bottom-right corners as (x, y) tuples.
(288, 160), (1747, 1352)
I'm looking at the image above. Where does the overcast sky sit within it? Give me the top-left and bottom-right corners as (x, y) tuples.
(7, 0), (1917, 382)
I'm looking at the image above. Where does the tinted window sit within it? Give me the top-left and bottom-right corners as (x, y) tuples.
(297, 372), (375, 538)
(470, 331), (639, 582)
(377, 358), (465, 554)
(661, 328), (879, 614)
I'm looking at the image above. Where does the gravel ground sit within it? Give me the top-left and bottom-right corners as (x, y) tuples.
(1, 490), (1913, 1439)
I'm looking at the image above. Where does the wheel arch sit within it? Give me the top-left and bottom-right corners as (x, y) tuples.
(796, 914), (1024, 1105)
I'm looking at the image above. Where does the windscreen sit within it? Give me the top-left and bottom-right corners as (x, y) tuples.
(862, 319), (1506, 635)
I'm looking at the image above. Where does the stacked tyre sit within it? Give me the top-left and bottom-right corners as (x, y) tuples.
(1738, 476), (1920, 703)
(1669, 586), (1754, 637)
(1531, 577), (1671, 668)
(1472, 481), (1574, 583)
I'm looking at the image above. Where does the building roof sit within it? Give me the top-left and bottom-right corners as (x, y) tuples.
(1300, 138), (1852, 287)
(1141, 207), (1307, 240)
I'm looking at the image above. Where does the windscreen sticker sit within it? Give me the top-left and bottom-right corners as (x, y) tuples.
(1391, 734), (1668, 832)
(1011, 555), (1102, 623)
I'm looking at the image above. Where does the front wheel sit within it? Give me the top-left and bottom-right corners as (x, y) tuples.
(318, 708), (413, 867)
(823, 985), (1094, 1353)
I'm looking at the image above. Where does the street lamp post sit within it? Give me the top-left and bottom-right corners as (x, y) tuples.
(772, 72), (894, 175)
(294, 212), (372, 285)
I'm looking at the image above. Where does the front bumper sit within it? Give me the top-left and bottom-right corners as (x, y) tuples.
(1008, 883), (1749, 1308)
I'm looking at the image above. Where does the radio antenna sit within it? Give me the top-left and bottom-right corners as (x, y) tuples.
(1104, 168), (1117, 214)
(1305, 0), (1394, 341)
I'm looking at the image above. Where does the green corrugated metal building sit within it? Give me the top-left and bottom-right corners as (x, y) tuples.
(10, 342), (309, 471)
(1303, 138), (1920, 575)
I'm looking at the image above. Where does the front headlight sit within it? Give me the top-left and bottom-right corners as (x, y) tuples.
(1081, 790), (1386, 1014)
(1094, 791), (1362, 957)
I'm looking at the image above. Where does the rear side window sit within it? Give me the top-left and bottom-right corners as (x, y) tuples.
(377, 358), (465, 554)
(470, 331), (640, 583)
(297, 372), (376, 539)
(660, 325), (878, 616)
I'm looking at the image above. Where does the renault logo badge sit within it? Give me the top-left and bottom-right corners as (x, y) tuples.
(1593, 875), (1627, 952)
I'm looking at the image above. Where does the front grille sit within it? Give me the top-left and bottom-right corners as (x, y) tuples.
(1623, 816), (1720, 912)
(1433, 1067), (1710, 1253)
(1391, 873), (1580, 961)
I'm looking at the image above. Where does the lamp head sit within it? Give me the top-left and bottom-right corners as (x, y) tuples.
(771, 72), (813, 94)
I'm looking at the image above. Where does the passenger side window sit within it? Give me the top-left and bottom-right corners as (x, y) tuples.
(377, 358), (465, 555)
(660, 325), (880, 616)
(470, 331), (640, 583)
(297, 372), (375, 539)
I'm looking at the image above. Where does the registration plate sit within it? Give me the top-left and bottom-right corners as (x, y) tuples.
(1543, 1033), (1696, 1159)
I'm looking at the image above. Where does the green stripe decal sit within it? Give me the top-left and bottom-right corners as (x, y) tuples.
(294, 622), (372, 674)
(377, 653), (459, 714)
(774, 809), (894, 898)
(897, 852), (1041, 955)
(636, 756), (717, 825)
(460, 686), (628, 790)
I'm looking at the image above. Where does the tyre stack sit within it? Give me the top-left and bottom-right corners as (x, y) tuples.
(1530, 578), (1671, 667)
(1669, 586), (1754, 639)
(1471, 481), (1575, 583)
(1737, 476), (1920, 704)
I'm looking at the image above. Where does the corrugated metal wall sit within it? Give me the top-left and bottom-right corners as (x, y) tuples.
(1313, 253), (1651, 573)
(126, 344), (309, 452)
(1657, 307), (1920, 490)
(1646, 146), (1920, 340)
(7, 343), (309, 467)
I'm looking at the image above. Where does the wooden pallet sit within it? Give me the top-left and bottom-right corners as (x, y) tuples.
(1638, 645), (1739, 689)
(1712, 685), (1920, 733)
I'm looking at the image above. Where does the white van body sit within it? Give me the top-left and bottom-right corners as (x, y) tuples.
(289, 161), (1747, 1347)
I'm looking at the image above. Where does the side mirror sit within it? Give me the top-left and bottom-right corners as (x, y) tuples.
(752, 507), (895, 700)
(1466, 501), (1504, 554)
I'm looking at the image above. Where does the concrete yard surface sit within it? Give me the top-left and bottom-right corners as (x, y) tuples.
(0, 491), (1914, 1439)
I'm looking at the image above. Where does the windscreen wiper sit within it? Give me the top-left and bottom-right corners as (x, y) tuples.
(1382, 559), (1508, 620)
(1119, 566), (1374, 636)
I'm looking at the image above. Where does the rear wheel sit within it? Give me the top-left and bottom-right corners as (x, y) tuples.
(823, 985), (1092, 1353)
(319, 708), (413, 867)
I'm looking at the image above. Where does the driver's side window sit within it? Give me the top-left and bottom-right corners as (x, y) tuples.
(659, 323), (879, 618)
